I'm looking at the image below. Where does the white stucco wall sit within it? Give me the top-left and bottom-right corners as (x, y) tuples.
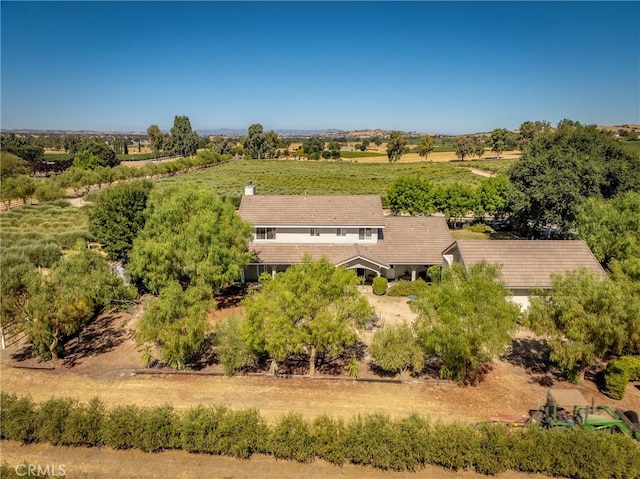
(253, 227), (380, 244)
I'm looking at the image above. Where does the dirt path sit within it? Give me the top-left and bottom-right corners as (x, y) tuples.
(463, 167), (497, 178)
(0, 441), (548, 479)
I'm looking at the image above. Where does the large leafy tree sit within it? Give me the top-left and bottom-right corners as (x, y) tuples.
(386, 131), (408, 163)
(369, 322), (424, 378)
(576, 191), (640, 269)
(88, 180), (153, 261)
(387, 176), (437, 216)
(146, 124), (164, 158)
(412, 262), (520, 383)
(487, 128), (509, 159)
(452, 136), (474, 161)
(170, 115), (199, 157)
(475, 176), (512, 219)
(509, 120), (639, 235)
(25, 245), (131, 360)
(242, 256), (373, 375)
(128, 185), (254, 295)
(129, 185), (253, 368)
(517, 120), (551, 148)
(243, 123), (268, 159)
(527, 268), (638, 382)
(416, 135), (435, 161)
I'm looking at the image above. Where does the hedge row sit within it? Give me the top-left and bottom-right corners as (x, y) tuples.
(603, 355), (640, 400)
(2, 393), (640, 479)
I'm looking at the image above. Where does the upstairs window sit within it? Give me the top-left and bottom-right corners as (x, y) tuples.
(336, 228), (347, 237)
(359, 228), (372, 240)
(256, 227), (276, 240)
(310, 228), (320, 237)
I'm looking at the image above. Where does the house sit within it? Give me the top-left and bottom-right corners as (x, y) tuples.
(237, 183), (453, 282)
(442, 240), (607, 309)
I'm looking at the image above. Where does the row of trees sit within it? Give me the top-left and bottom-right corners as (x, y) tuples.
(387, 176), (511, 225)
(146, 115), (205, 158)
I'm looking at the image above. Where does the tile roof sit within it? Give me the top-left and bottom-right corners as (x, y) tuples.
(445, 240), (606, 288)
(239, 195), (385, 227)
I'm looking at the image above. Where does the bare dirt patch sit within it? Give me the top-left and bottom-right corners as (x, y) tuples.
(0, 441), (548, 479)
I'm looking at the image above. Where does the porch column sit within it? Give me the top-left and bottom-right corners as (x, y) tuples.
(271, 265), (278, 278)
(411, 266), (417, 282)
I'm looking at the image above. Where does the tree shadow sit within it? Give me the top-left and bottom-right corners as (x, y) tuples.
(186, 337), (218, 371)
(215, 283), (247, 309)
(10, 343), (35, 362)
(501, 337), (564, 386)
(62, 314), (130, 367)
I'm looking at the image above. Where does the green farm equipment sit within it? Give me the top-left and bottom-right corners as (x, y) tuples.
(528, 389), (640, 440)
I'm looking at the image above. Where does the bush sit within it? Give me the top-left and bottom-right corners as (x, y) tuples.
(34, 397), (75, 445)
(60, 397), (105, 447)
(311, 415), (346, 465)
(268, 412), (313, 462)
(602, 355), (640, 399)
(372, 277), (388, 295)
(136, 405), (178, 452)
(0, 393), (36, 442)
(101, 404), (141, 449)
(386, 278), (429, 297)
(466, 223), (495, 234)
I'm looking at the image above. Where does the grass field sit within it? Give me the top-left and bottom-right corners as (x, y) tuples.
(621, 140), (640, 155)
(155, 158), (515, 197)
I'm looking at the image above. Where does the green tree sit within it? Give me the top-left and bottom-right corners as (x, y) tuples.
(487, 128), (509, 158)
(510, 121), (640, 236)
(1, 175), (36, 206)
(436, 183), (477, 227)
(526, 269), (634, 382)
(137, 282), (209, 369)
(0, 151), (29, 177)
(146, 124), (163, 158)
(413, 262), (520, 383)
(473, 140), (485, 159)
(170, 115), (199, 157)
(386, 131), (408, 163)
(1, 261), (40, 343)
(416, 135), (435, 161)
(517, 120), (551, 147)
(76, 140), (119, 168)
(386, 176), (436, 216)
(452, 136), (474, 161)
(475, 176), (511, 219)
(88, 181), (153, 261)
(576, 192), (640, 269)
(128, 185), (253, 295)
(368, 322), (424, 378)
(265, 130), (279, 159)
(243, 124), (267, 159)
(242, 256), (373, 375)
(26, 245), (131, 360)
(73, 150), (101, 170)
(302, 136), (324, 157)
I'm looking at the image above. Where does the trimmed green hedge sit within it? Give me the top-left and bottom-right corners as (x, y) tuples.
(372, 277), (388, 295)
(2, 393), (640, 479)
(603, 355), (640, 400)
(387, 278), (430, 296)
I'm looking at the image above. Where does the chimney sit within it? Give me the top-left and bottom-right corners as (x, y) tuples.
(244, 181), (256, 196)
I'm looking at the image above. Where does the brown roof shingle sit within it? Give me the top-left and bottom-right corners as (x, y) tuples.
(239, 195), (384, 227)
(445, 240), (606, 288)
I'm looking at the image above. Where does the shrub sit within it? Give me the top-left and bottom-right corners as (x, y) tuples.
(466, 223), (494, 234)
(268, 412), (313, 462)
(34, 397), (75, 445)
(372, 277), (388, 295)
(136, 405), (178, 452)
(60, 397), (105, 447)
(603, 355), (640, 399)
(214, 316), (256, 375)
(101, 404), (141, 449)
(386, 278), (429, 297)
(311, 415), (346, 465)
(0, 393), (36, 442)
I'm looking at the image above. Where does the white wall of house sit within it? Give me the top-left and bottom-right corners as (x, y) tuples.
(507, 288), (531, 310)
(252, 227), (381, 244)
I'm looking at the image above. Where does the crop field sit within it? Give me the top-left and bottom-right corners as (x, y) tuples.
(156, 158), (515, 197)
(0, 201), (91, 267)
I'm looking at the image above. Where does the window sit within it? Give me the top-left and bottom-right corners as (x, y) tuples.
(256, 227), (276, 240)
(359, 228), (372, 240)
(336, 228), (347, 237)
(310, 228), (320, 237)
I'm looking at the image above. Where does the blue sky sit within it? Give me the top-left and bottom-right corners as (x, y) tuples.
(1, 1), (638, 135)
